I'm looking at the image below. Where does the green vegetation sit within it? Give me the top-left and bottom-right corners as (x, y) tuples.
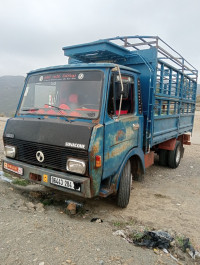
(12, 179), (30, 186)
(41, 198), (54, 206)
(175, 235), (186, 249)
(113, 221), (124, 228)
(3, 172), (12, 178)
(131, 231), (145, 241)
(112, 218), (138, 229)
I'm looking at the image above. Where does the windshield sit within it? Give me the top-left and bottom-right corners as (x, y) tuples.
(19, 70), (103, 119)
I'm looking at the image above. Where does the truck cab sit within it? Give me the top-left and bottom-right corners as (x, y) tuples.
(2, 62), (144, 207)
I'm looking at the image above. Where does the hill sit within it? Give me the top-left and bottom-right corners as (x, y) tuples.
(0, 76), (24, 117)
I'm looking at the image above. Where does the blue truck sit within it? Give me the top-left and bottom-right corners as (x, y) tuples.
(2, 36), (198, 207)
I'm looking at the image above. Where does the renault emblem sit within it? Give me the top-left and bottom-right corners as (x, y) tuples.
(36, 151), (44, 162)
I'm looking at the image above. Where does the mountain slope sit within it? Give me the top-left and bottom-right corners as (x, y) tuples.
(0, 76), (24, 116)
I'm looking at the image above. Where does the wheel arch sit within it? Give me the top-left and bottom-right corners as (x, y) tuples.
(112, 147), (145, 191)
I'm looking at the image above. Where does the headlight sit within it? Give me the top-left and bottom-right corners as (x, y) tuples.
(4, 145), (16, 158)
(66, 158), (86, 175)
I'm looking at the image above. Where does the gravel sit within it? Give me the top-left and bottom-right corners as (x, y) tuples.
(0, 113), (199, 265)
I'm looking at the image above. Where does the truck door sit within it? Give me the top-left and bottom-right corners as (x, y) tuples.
(103, 72), (140, 179)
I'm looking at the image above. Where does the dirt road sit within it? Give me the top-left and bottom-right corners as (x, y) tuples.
(0, 113), (200, 265)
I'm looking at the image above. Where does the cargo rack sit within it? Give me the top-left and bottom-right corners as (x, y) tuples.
(102, 36), (198, 82)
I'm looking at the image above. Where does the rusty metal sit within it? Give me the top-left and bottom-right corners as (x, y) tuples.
(158, 138), (176, 151)
(144, 152), (154, 168)
(178, 134), (191, 145)
(99, 183), (116, 197)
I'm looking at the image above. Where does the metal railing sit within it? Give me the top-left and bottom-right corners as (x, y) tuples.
(103, 36), (198, 82)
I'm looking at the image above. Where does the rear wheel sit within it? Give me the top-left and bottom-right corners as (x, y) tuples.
(168, 141), (182, 168)
(117, 160), (132, 208)
(159, 149), (168, 166)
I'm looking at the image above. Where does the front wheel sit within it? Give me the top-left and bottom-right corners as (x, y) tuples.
(117, 160), (132, 208)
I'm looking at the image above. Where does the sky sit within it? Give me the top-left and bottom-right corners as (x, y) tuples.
(0, 0), (200, 78)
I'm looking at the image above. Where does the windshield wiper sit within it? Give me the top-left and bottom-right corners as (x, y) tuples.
(45, 104), (71, 122)
(21, 108), (39, 111)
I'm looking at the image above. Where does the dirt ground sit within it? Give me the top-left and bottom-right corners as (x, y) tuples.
(0, 113), (200, 265)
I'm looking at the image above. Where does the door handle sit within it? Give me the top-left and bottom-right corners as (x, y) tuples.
(133, 123), (139, 130)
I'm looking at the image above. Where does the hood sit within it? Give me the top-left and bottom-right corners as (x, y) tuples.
(4, 117), (95, 151)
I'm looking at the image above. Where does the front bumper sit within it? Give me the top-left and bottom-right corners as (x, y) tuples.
(2, 158), (91, 198)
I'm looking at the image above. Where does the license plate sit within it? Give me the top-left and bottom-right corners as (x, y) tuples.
(4, 162), (23, 176)
(50, 176), (80, 191)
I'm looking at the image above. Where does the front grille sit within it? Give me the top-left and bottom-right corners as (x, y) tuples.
(3, 137), (88, 173)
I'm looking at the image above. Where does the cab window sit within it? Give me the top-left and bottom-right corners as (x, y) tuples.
(108, 74), (134, 116)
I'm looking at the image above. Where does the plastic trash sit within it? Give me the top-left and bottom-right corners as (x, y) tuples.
(91, 218), (103, 223)
(183, 238), (195, 259)
(133, 230), (174, 249)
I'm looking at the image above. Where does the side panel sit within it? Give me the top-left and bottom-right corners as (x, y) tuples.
(103, 115), (139, 179)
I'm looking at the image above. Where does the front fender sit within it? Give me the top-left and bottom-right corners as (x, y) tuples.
(112, 147), (145, 191)
(88, 124), (104, 197)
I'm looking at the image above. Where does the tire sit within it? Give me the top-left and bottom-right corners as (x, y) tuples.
(159, 149), (168, 166)
(117, 160), (132, 208)
(168, 141), (182, 168)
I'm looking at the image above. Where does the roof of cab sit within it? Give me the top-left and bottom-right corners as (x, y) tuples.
(28, 63), (140, 75)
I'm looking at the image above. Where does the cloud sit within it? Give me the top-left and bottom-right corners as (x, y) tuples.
(0, 0), (199, 76)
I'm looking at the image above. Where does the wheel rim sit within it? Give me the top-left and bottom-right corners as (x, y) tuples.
(176, 145), (181, 164)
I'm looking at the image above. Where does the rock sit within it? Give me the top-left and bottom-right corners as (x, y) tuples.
(67, 203), (76, 215)
(18, 206), (28, 211)
(39, 262), (45, 265)
(35, 203), (45, 212)
(113, 230), (126, 238)
(170, 240), (176, 247)
(175, 248), (186, 261)
(26, 202), (35, 210)
(99, 260), (104, 265)
(195, 251), (200, 261)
